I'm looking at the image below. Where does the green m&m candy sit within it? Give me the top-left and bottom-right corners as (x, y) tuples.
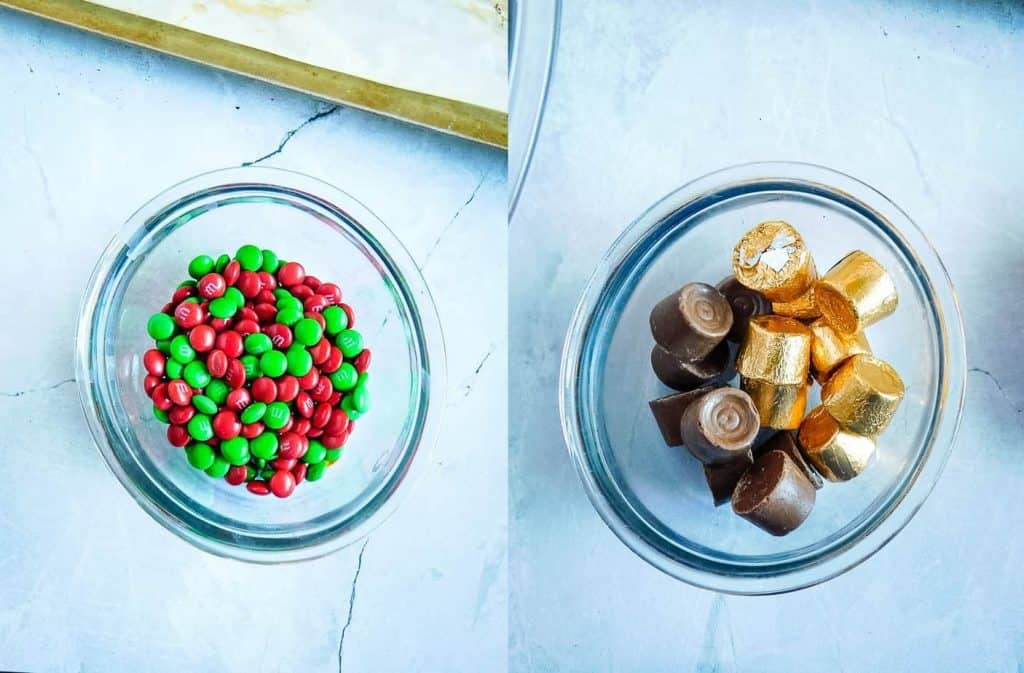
(351, 384), (369, 413)
(240, 402), (267, 424)
(188, 254), (216, 279)
(293, 318), (323, 346)
(276, 306), (303, 326)
(208, 297), (237, 319)
(259, 350), (288, 378)
(336, 329), (363, 358)
(187, 414), (214, 441)
(169, 335), (196, 364)
(303, 439), (327, 464)
(329, 363), (358, 391)
(240, 355), (261, 380)
(192, 394), (218, 415)
(147, 313), (175, 340)
(264, 401), (291, 430)
(325, 448), (342, 463)
(322, 305), (348, 335)
(186, 443), (216, 470)
(235, 244), (263, 271)
(183, 360), (211, 388)
(165, 358), (183, 380)
(221, 437), (250, 466)
(250, 432), (279, 460)
(205, 456), (231, 478)
(152, 406), (170, 423)
(306, 462), (326, 481)
(244, 332), (273, 355)
(205, 379), (229, 404)
(260, 249), (280, 273)
(214, 253), (231, 273)
(286, 346), (313, 376)
(224, 286), (245, 309)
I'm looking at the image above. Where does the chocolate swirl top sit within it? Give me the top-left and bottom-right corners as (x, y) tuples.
(649, 282), (732, 361)
(679, 283), (733, 337)
(681, 387), (760, 465)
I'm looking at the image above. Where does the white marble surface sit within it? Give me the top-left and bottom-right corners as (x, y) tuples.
(512, 1), (1023, 671)
(0, 8), (506, 673)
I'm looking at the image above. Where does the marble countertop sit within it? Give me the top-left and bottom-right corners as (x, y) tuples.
(511, 1), (1023, 671)
(0, 8), (506, 673)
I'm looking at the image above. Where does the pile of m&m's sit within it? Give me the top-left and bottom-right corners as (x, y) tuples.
(143, 245), (370, 498)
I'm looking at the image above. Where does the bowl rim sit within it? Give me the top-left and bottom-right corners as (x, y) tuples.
(75, 165), (446, 563)
(559, 161), (967, 594)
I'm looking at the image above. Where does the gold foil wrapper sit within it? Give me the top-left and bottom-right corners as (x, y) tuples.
(815, 250), (898, 334)
(740, 377), (809, 430)
(810, 319), (872, 382)
(821, 354), (905, 436)
(732, 221), (817, 302)
(773, 286), (821, 321)
(797, 406), (876, 481)
(736, 315), (812, 385)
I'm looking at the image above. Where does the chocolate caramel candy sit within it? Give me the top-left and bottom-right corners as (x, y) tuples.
(809, 318), (871, 382)
(680, 387), (759, 465)
(797, 406), (877, 482)
(704, 459), (751, 507)
(716, 276), (771, 342)
(732, 449), (816, 536)
(650, 341), (729, 391)
(647, 388), (709, 446)
(740, 376), (809, 430)
(703, 431), (821, 507)
(772, 286), (821, 321)
(821, 354), (905, 437)
(815, 250), (898, 334)
(759, 431), (823, 489)
(649, 283), (733, 361)
(736, 315), (812, 385)
(732, 221), (817, 302)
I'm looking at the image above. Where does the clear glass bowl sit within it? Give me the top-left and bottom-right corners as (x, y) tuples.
(508, 0), (560, 217)
(76, 167), (445, 563)
(560, 162), (966, 594)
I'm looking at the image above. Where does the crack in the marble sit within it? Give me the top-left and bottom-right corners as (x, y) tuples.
(970, 367), (1022, 415)
(881, 77), (935, 199)
(462, 347), (495, 398)
(337, 539), (369, 673)
(419, 170), (490, 270)
(0, 377), (76, 398)
(242, 105), (341, 167)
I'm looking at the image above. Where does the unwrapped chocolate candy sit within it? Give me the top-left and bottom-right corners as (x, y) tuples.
(680, 387), (759, 465)
(716, 276), (771, 342)
(732, 449), (816, 536)
(648, 388), (709, 447)
(649, 283), (733, 361)
(650, 341), (729, 391)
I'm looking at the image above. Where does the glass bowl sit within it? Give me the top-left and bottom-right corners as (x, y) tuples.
(560, 162), (966, 594)
(76, 167), (445, 563)
(508, 0), (560, 217)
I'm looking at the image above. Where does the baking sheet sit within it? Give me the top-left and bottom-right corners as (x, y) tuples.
(1, 0), (508, 147)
